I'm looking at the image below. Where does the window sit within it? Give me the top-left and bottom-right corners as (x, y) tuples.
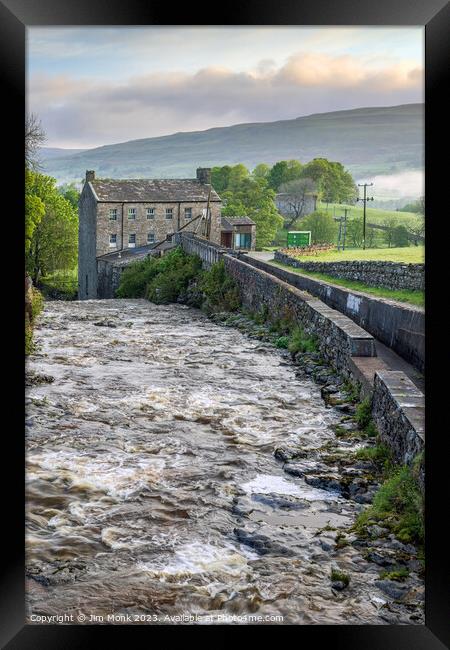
(128, 207), (136, 220)
(165, 208), (173, 219)
(146, 207), (155, 219)
(109, 234), (117, 247)
(147, 232), (155, 244)
(128, 234), (136, 248)
(235, 232), (251, 249)
(109, 208), (117, 221)
(184, 207), (192, 220)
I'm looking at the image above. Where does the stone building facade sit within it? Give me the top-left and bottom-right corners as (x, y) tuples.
(78, 168), (222, 299)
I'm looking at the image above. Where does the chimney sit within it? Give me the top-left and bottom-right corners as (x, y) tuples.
(85, 170), (95, 182)
(196, 167), (211, 184)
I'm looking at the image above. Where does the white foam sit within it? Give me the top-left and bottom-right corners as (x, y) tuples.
(137, 541), (258, 578)
(241, 474), (340, 501)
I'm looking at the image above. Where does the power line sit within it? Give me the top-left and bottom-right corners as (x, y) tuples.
(357, 183), (374, 250)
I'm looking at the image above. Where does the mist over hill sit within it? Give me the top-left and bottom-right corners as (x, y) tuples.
(40, 103), (423, 197)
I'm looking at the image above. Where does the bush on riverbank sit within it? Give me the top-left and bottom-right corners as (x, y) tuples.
(25, 287), (44, 355)
(116, 247), (240, 313)
(198, 260), (241, 314)
(117, 247), (205, 304)
(354, 458), (424, 548)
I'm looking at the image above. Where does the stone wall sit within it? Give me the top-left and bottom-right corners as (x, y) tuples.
(274, 251), (425, 292)
(223, 254), (376, 377)
(96, 200), (222, 257)
(372, 371), (425, 477)
(244, 255), (425, 373)
(173, 231), (235, 268)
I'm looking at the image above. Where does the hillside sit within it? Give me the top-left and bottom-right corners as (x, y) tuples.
(40, 103), (423, 186)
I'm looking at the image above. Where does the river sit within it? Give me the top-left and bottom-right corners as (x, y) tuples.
(25, 299), (422, 625)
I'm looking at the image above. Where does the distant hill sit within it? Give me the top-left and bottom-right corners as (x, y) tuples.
(39, 147), (86, 161)
(40, 104), (423, 187)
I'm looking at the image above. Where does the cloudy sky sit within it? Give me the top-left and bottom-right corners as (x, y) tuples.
(27, 27), (424, 150)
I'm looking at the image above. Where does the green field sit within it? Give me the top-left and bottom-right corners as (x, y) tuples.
(276, 246), (424, 264)
(317, 201), (420, 228)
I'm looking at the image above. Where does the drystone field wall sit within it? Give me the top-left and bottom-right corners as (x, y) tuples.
(244, 254), (424, 374)
(274, 251), (425, 292)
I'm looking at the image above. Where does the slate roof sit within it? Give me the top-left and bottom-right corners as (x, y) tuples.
(221, 216), (256, 230)
(90, 178), (221, 203)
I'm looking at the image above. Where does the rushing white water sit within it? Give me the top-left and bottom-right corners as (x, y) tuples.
(25, 299), (422, 625)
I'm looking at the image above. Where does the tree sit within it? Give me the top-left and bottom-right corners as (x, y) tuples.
(211, 164), (250, 193)
(301, 158), (357, 205)
(408, 215), (425, 245)
(382, 217), (399, 248)
(301, 211), (337, 245)
(26, 170), (78, 283)
(58, 183), (80, 209)
(277, 178), (317, 228)
(267, 160), (303, 191)
(252, 163), (271, 182)
(346, 219), (364, 248)
(25, 194), (45, 255)
(222, 179), (283, 248)
(25, 113), (46, 170)
(211, 166), (232, 193)
(392, 224), (410, 247)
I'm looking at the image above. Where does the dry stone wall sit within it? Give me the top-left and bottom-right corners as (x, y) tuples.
(274, 251), (424, 292)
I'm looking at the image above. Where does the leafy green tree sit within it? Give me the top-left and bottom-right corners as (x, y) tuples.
(346, 219), (364, 248)
(301, 210), (337, 245)
(211, 165), (232, 193)
(26, 170), (78, 283)
(222, 179), (283, 248)
(267, 160), (303, 191)
(392, 224), (410, 247)
(301, 158), (357, 204)
(252, 163), (271, 182)
(382, 217), (399, 248)
(25, 193), (45, 255)
(227, 164), (250, 191)
(408, 215), (425, 245)
(59, 183), (80, 209)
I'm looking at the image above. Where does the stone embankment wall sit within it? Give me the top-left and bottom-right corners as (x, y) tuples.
(176, 233), (425, 476)
(223, 254), (376, 378)
(274, 251), (425, 292)
(372, 371), (425, 488)
(244, 255), (424, 374)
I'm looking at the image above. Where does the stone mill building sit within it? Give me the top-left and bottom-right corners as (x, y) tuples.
(78, 168), (224, 299)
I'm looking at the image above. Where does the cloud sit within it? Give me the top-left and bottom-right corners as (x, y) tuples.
(27, 51), (423, 148)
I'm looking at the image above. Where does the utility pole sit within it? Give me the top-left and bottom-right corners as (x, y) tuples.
(335, 207), (351, 251)
(357, 183), (374, 250)
(342, 207), (350, 250)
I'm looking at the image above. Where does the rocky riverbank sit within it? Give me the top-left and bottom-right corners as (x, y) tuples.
(26, 299), (423, 624)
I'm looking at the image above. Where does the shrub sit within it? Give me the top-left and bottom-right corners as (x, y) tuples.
(146, 254), (202, 304)
(117, 247), (193, 298)
(288, 326), (317, 354)
(25, 287), (43, 356)
(355, 396), (372, 429)
(275, 336), (289, 349)
(199, 260), (241, 314)
(330, 569), (350, 587)
(355, 463), (424, 547)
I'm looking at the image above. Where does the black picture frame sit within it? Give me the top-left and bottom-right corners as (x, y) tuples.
(1, 0), (449, 646)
